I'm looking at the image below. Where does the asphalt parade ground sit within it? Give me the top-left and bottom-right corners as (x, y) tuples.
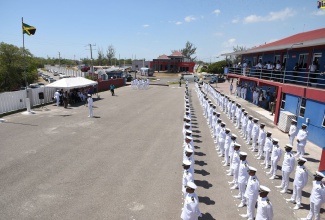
(0, 82), (323, 219)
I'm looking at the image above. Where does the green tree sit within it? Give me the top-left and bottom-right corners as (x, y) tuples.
(231, 45), (246, 65)
(106, 45), (115, 65)
(0, 42), (38, 91)
(207, 60), (227, 74)
(172, 41), (197, 61)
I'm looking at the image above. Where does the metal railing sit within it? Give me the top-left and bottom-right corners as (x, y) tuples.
(228, 67), (325, 88)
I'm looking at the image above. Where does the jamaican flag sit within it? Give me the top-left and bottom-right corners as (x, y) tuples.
(22, 22), (36, 36)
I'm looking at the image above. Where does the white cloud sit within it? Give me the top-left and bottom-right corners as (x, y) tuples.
(243, 8), (295, 24)
(142, 24), (149, 28)
(184, 16), (196, 22)
(222, 38), (237, 48)
(312, 10), (325, 16)
(175, 21), (182, 25)
(232, 18), (239, 23)
(213, 9), (221, 15)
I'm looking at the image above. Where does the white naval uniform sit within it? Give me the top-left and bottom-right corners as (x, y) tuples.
(230, 150), (241, 185)
(280, 152), (295, 191)
(241, 116), (248, 138)
(296, 128), (308, 157)
(269, 144), (282, 177)
(87, 96), (93, 117)
(54, 91), (61, 106)
(182, 169), (194, 195)
(237, 160), (249, 200)
(224, 133), (232, 165)
(218, 128), (226, 156)
(243, 175), (260, 220)
(288, 124), (297, 146)
(236, 108), (242, 128)
(263, 137), (273, 168)
(256, 128), (266, 158)
(246, 120), (253, 143)
(290, 165), (308, 206)
(306, 181), (325, 220)
(251, 123), (260, 150)
(255, 196), (273, 220)
(181, 192), (202, 220)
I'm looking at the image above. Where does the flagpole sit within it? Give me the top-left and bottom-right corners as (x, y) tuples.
(22, 17), (27, 90)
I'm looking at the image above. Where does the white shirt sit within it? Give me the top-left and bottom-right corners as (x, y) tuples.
(245, 175), (260, 199)
(87, 97), (93, 107)
(231, 150), (241, 170)
(252, 123), (260, 138)
(293, 165), (308, 188)
(296, 129), (308, 145)
(218, 128), (226, 143)
(271, 144), (282, 161)
(281, 152), (295, 173)
(238, 160), (249, 183)
(264, 137), (273, 152)
(258, 129), (266, 146)
(289, 125), (298, 136)
(256, 196), (273, 220)
(181, 192), (201, 220)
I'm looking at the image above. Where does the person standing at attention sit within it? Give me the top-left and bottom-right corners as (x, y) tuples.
(87, 94), (93, 118)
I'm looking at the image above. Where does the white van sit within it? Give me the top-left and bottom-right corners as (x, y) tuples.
(183, 75), (199, 82)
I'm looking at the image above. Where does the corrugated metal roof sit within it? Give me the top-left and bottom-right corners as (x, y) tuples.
(222, 28), (325, 56)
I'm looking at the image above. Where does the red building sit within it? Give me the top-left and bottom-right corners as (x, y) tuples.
(150, 51), (195, 73)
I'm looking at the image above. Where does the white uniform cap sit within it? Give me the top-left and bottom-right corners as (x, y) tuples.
(272, 138), (279, 143)
(260, 123), (265, 126)
(253, 118), (259, 121)
(183, 160), (191, 166)
(186, 148), (194, 153)
(239, 152), (247, 156)
(285, 144), (293, 149)
(314, 171), (325, 178)
(259, 185), (271, 193)
(248, 166), (257, 172)
(185, 129), (192, 134)
(234, 143), (241, 148)
(231, 134), (237, 138)
(298, 157), (307, 162)
(185, 123), (191, 127)
(187, 181), (197, 189)
(225, 128), (231, 132)
(302, 123), (308, 127)
(292, 119), (297, 123)
(87, 94), (91, 97)
(186, 136), (193, 140)
(221, 122), (226, 126)
(184, 116), (191, 121)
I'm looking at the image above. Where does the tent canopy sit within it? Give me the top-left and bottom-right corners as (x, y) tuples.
(46, 77), (97, 89)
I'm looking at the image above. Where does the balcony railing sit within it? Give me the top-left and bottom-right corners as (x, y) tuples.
(228, 67), (325, 88)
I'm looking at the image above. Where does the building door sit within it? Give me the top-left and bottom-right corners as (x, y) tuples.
(313, 53), (322, 70)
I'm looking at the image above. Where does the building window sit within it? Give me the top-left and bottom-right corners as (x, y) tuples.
(298, 54), (309, 69)
(253, 57), (257, 66)
(299, 98), (306, 117)
(281, 93), (286, 109)
(322, 113), (325, 128)
(135, 65), (138, 68)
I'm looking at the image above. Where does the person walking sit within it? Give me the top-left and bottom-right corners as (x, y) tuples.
(110, 84), (115, 96)
(87, 94), (93, 118)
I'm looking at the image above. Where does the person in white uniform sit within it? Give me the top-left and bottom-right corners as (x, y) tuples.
(276, 144), (295, 193)
(256, 123), (266, 159)
(54, 90), (61, 106)
(87, 94), (93, 117)
(267, 138), (282, 179)
(256, 185), (273, 220)
(239, 166), (260, 220)
(181, 182), (202, 220)
(295, 123), (308, 157)
(261, 132), (273, 167)
(301, 171), (325, 220)
(286, 157), (308, 210)
(182, 160), (194, 196)
(234, 152), (249, 201)
(246, 116), (254, 144)
(218, 122), (226, 157)
(251, 118), (260, 152)
(229, 143), (241, 188)
(288, 119), (298, 146)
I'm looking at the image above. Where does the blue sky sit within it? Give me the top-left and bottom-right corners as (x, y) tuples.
(1, 0), (324, 63)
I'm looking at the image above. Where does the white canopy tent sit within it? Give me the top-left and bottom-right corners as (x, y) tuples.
(46, 77), (97, 89)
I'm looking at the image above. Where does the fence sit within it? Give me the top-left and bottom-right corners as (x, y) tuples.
(228, 67), (325, 88)
(0, 87), (56, 115)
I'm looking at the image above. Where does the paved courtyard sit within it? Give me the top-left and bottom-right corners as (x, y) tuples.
(0, 82), (323, 219)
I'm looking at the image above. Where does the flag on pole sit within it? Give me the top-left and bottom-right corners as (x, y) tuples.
(22, 22), (36, 36)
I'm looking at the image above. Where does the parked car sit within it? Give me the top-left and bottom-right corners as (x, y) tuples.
(48, 78), (56, 83)
(209, 76), (226, 84)
(53, 71), (59, 76)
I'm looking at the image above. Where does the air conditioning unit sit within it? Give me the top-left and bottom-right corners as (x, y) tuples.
(278, 111), (296, 133)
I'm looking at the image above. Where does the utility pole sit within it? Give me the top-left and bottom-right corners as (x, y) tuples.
(87, 43), (96, 80)
(58, 52), (61, 71)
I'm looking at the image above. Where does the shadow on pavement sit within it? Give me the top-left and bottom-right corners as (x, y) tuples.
(194, 146), (200, 149)
(195, 160), (207, 166)
(194, 169), (210, 176)
(193, 139), (202, 143)
(194, 152), (206, 156)
(192, 130), (201, 133)
(195, 180), (213, 189)
(199, 212), (216, 219)
(192, 134), (202, 138)
(198, 196), (216, 205)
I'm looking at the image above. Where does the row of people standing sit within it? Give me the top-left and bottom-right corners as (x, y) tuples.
(130, 78), (150, 90)
(196, 82), (273, 220)
(196, 81), (325, 220)
(180, 83), (202, 220)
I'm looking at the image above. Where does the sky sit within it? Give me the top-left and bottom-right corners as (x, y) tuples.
(1, 0), (324, 63)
